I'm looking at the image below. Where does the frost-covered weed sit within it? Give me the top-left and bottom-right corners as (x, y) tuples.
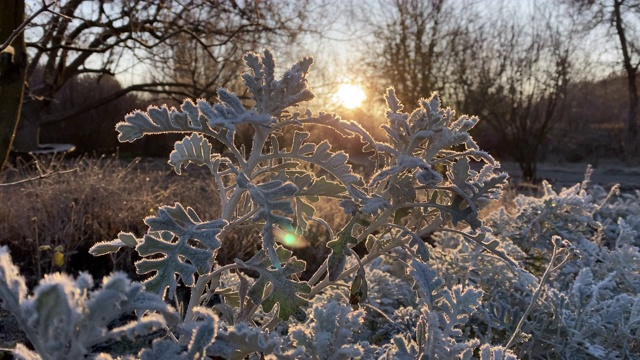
(1, 50), (637, 359)
(429, 168), (640, 359)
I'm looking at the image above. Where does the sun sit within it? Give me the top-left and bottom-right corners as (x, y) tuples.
(336, 83), (366, 109)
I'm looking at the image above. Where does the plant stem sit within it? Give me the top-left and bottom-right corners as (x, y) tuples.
(505, 238), (569, 350)
(185, 263), (239, 321)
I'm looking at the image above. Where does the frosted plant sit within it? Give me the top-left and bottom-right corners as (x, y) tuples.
(432, 170), (640, 359)
(0, 50), (511, 358)
(283, 299), (370, 359)
(0, 246), (179, 360)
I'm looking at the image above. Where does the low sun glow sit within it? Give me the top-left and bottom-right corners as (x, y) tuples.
(336, 83), (366, 109)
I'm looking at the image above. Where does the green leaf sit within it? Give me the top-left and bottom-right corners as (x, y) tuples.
(326, 218), (360, 281)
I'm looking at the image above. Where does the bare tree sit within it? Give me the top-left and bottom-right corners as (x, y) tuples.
(355, 0), (472, 108)
(454, 2), (575, 181)
(353, 0), (575, 180)
(568, 0), (640, 159)
(13, 0), (312, 153)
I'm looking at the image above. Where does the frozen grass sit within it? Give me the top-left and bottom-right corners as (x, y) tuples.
(0, 155), (223, 280)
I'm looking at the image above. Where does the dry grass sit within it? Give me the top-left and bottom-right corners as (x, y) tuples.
(0, 155), (220, 281)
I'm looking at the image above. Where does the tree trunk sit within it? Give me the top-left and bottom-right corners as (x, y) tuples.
(0, 0), (27, 173)
(625, 74), (639, 157)
(613, 0), (639, 159)
(518, 151), (537, 183)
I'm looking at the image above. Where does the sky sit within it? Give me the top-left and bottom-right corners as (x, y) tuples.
(22, 0), (624, 111)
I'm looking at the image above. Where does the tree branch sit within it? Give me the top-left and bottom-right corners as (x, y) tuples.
(0, 0), (55, 53)
(0, 167), (78, 187)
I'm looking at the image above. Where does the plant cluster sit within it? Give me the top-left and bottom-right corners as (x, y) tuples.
(1, 50), (638, 359)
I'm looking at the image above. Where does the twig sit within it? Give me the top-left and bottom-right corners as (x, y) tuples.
(0, 1), (57, 53)
(505, 236), (573, 350)
(0, 168), (78, 187)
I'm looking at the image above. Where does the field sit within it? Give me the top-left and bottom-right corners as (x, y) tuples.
(500, 161), (640, 191)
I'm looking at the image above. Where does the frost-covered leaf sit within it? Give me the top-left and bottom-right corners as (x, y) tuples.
(349, 265), (368, 310)
(117, 101), (207, 142)
(5, 266), (177, 360)
(200, 88), (275, 130)
(208, 322), (279, 359)
(289, 111), (378, 153)
(236, 253), (310, 321)
(243, 49), (315, 116)
(292, 173), (346, 198)
(168, 133), (217, 175)
(439, 285), (483, 338)
(89, 232), (139, 257)
(11, 344), (41, 360)
(286, 300), (367, 359)
(84, 273), (178, 336)
(370, 154), (441, 187)
(139, 339), (188, 360)
(479, 344), (519, 360)
(109, 313), (166, 341)
(277, 132), (363, 190)
(178, 307), (218, 360)
(408, 259), (445, 309)
(135, 204), (226, 298)
(236, 173), (298, 269)
(0, 246), (27, 317)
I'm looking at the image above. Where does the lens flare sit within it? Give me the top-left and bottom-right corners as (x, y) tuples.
(272, 226), (309, 249)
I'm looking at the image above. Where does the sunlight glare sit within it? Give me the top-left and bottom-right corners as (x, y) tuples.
(272, 226), (309, 249)
(336, 83), (366, 109)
